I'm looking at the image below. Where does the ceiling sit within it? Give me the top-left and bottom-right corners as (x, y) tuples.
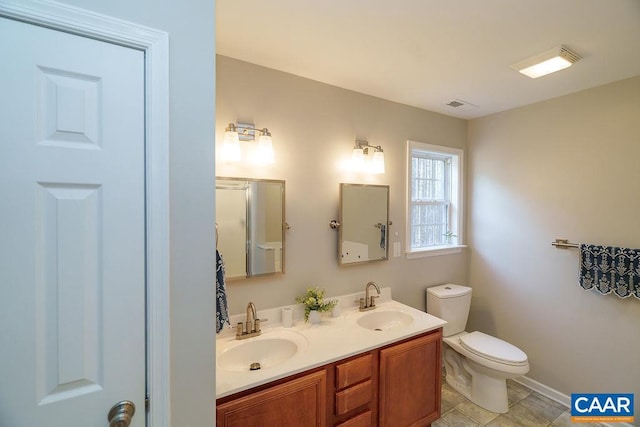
(216, 0), (640, 119)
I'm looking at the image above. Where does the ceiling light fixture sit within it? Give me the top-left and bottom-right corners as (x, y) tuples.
(221, 122), (274, 164)
(511, 45), (581, 79)
(351, 139), (384, 174)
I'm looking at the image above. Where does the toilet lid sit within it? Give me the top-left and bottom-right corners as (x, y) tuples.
(459, 332), (528, 365)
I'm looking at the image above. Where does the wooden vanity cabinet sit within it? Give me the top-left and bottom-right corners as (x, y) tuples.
(216, 328), (442, 427)
(379, 331), (442, 427)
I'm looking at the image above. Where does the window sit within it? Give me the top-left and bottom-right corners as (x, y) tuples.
(406, 141), (464, 257)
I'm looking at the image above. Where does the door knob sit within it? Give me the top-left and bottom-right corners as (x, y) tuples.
(108, 400), (136, 427)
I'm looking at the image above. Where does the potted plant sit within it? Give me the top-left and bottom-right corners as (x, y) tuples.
(295, 287), (337, 323)
(443, 230), (457, 245)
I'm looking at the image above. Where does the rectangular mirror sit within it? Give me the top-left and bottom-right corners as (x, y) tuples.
(339, 183), (390, 265)
(216, 177), (285, 279)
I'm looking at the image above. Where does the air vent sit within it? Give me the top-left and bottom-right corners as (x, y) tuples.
(446, 99), (479, 110)
(559, 46), (581, 64)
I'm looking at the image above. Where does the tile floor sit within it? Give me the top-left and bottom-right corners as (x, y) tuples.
(434, 377), (605, 427)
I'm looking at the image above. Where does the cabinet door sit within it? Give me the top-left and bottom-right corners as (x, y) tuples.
(216, 370), (326, 427)
(378, 331), (442, 427)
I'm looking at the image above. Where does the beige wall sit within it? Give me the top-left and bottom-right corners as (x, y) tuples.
(58, 0), (217, 425)
(468, 76), (640, 418)
(216, 55), (468, 315)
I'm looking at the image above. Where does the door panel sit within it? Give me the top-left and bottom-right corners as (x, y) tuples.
(36, 183), (103, 405)
(0, 17), (146, 427)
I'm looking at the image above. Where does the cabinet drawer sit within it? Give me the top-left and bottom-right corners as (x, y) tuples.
(335, 379), (372, 415)
(335, 410), (372, 427)
(335, 353), (372, 390)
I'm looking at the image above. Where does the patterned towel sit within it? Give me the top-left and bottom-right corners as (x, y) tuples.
(216, 250), (230, 332)
(579, 244), (640, 300)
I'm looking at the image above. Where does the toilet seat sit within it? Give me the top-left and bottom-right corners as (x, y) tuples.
(459, 332), (528, 366)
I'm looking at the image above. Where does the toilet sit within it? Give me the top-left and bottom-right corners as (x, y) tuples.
(426, 284), (529, 413)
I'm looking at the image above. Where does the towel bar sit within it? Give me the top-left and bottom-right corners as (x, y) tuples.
(551, 239), (579, 249)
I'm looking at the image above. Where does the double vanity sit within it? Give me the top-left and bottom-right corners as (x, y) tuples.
(216, 288), (446, 426)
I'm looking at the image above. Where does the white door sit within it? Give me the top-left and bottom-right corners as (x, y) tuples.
(0, 16), (146, 427)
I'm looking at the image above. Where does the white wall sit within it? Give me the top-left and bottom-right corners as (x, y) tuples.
(468, 76), (640, 420)
(56, 0), (217, 425)
(216, 55), (468, 315)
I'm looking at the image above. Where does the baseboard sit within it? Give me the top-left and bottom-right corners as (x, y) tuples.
(512, 376), (570, 407)
(513, 376), (634, 427)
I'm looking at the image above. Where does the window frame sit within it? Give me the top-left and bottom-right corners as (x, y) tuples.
(406, 140), (465, 258)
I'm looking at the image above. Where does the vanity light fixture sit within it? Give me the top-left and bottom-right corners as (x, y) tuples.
(352, 139), (385, 174)
(221, 122), (274, 164)
(511, 45), (581, 79)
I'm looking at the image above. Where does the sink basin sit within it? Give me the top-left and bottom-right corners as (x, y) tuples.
(357, 310), (413, 331)
(217, 331), (308, 372)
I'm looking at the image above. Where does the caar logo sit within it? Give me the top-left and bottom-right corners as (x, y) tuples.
(571, 394), (634, 423)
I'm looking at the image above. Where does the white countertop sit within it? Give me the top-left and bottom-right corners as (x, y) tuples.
(216, 288), (446, 398)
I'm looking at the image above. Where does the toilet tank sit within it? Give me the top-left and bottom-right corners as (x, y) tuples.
(426, 284), (472, 337)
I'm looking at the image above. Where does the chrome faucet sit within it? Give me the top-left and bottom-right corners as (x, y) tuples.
(359, 281), (381, 311)
(236, 301), (266, 340)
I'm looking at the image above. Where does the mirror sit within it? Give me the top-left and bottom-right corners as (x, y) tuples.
(216, 177), (285, 279)
(338, 183), (390, 265)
